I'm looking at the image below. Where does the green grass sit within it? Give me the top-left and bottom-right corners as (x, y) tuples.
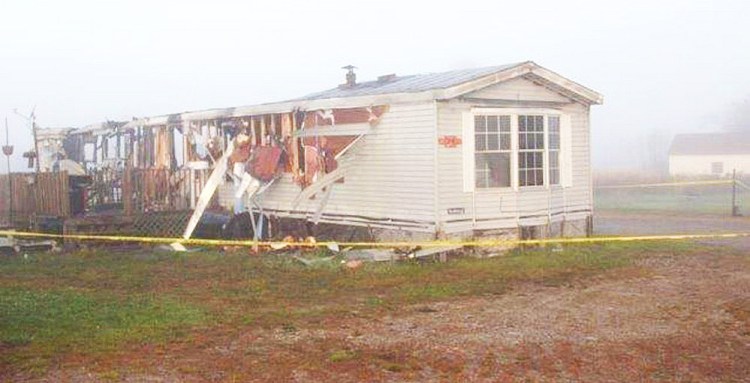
(595, 184), (742, 214)
(0, 287), (204, 357)
(0, 241), (701, 375)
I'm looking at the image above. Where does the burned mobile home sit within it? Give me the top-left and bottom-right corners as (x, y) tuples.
(6, 61), (602, 241)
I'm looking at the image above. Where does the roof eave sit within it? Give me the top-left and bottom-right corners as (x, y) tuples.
(439, 61), (604, 105)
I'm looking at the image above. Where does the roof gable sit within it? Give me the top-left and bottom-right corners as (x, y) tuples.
(464, 77), (571, 103)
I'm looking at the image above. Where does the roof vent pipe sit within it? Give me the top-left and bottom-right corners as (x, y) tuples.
(342, 65), (357, 87)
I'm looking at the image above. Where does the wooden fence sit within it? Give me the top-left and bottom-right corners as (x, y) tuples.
(0, 172), (71, 222)
(0, 167), (216, 227)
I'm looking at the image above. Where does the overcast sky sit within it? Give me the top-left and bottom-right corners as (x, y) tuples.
(1, 0), (748, 171)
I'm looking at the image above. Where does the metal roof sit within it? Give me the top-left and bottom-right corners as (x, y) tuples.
(292, 63), (525, 101)
(670, 132), (750, 156)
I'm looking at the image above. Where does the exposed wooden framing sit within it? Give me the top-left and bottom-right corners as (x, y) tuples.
(280, 113), (293, 172)
(271, 114), (280, 138)
(290, 112), (300, 174)
(260, 117), (267, 146)
(249, 118), (256, 145)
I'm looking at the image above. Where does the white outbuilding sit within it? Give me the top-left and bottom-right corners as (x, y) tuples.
(669, 133), (750, 177)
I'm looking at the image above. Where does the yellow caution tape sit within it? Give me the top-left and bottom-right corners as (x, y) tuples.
(1, 230), (749, 249)
(596, 180), (734, 189)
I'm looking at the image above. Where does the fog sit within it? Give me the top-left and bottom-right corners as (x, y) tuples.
(1, 0), (748, 172)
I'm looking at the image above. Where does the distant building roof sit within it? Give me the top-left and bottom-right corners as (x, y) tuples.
(670, 132), (750, 156)
(293, 63), (522, 101)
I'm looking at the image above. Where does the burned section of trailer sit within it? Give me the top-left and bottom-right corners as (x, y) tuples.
(175, 105), (388, 244)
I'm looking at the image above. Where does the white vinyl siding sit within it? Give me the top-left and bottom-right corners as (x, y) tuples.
(256, 102), (438, 232)
(437, 77), (592, 235)
(560, 114), (573, 188)
(669, 154), (750, 177)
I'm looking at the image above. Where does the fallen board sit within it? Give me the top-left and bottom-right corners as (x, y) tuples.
(180, 143), (235, 242)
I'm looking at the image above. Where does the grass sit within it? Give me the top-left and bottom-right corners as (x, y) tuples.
(0, 288), (204, 351)
(0, 241), (700, 376)
(595, 184), (742, 215)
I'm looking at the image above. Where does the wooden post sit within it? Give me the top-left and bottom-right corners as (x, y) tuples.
(732, 169), (740, 217)
(4, 117), (13, 225)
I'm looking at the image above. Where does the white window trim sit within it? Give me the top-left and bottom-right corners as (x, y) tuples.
(547, 115), (562, 188)
(465, 108), (571, 192)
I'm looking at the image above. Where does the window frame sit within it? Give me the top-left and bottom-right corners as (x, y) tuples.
(473, 115), (513, 189)
(547, 115), (561, 186)
(470, 108), (564, 191)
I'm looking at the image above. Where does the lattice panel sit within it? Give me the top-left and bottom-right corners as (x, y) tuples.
(131, 210), (192, 238)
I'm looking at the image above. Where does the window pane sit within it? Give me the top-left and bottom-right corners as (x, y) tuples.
(518, 115), (527, 131)
(487, 116), (498, 132)
(476, 152), (510, 188)
(475, 115), (486, 132)
(500, 133), (510, 150)
(475, 169), (488, 188)
(519, 134), (527, 149)
(549, 132), (560, 150)
(535, 116), (544, 130)
(475, 134), (486, 151)
(535, 152), (543, 168)
(499, 116), (510, 132)
(491, 153), (511, 187)
(549, 152), (559, 168)
(487, 134), (499, 150)
(549, 168), (559, 185)
(549, 116), (560, 132)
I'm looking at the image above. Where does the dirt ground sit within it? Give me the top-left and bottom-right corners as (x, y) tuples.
(34, 256), (750, 382)
(26, 250), (750, 381)
(6, 210), (750, 382)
